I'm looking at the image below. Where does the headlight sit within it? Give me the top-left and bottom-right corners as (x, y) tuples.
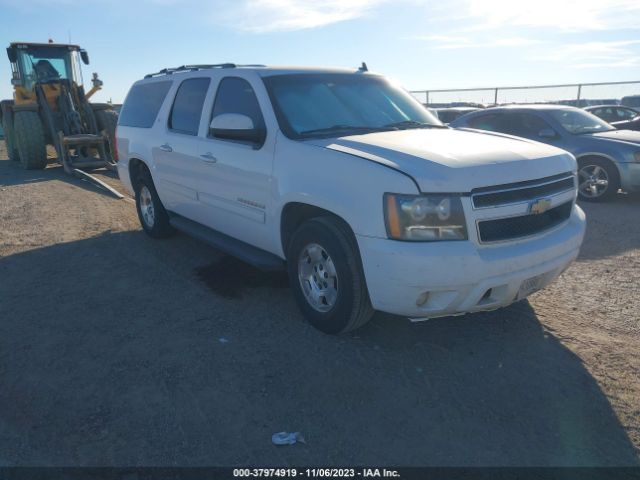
(384, 193), (468, 241)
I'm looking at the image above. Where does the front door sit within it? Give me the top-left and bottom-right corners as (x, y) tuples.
(195, 75), (275, 253)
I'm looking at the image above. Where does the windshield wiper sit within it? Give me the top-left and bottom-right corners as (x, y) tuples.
(383, 120), (448, 130)
(300, 125), (383, 136)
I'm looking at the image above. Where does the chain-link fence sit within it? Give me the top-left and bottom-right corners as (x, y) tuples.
(410, 80), (640, 108)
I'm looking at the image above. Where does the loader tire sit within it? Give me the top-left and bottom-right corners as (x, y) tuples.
(95, 109), (118, 163)
(13, 110), (47, 170)
(0, 101), (19, 162)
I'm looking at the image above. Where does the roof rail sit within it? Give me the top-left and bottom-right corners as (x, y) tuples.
(144, 63), (266, 78)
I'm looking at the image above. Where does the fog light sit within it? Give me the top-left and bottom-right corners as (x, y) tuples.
(416, 291), (430, 306)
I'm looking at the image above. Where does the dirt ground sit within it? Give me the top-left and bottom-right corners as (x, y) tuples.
(0, 140), (639, 466)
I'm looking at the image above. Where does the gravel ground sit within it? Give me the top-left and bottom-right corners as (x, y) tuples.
(0, 141), (638, 466)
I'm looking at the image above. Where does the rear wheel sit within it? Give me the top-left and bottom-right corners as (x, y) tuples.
(95, 109), (118, 163)
(577, 157), (619, 202)
(287, 216), (374, 334)
(13, 110), (47, 170)
(1, 101), (19, 162)
(134, 167), (174, 238)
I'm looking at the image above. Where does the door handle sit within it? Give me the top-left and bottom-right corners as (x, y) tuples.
(159, 143), (173, 153)
(200, 152), (217, 163)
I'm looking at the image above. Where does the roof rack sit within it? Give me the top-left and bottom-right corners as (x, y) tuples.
(144, 64), (266, 78)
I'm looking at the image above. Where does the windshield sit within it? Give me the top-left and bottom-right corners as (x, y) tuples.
(549, 109), (615, 135)
(16, 47), (83, 90)
(262, 73), (442, 139)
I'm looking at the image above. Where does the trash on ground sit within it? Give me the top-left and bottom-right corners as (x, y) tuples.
(272, 431), (306, 445)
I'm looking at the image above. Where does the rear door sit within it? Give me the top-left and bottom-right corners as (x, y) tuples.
(152, 77), (212, 220)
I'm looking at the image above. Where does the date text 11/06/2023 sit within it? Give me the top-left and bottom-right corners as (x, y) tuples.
(232, 468), (401, 478)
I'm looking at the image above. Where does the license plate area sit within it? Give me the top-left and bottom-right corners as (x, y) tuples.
(517, 272), (546, 300)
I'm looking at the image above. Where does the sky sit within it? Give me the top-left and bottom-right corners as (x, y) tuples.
(1, 0), (639, 104)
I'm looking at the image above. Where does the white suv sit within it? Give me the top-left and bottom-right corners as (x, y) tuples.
(116, 64), (586, 334)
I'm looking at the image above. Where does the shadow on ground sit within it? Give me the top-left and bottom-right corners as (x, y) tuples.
(0, 230), (637, 466)
(0, 155), (119, 198)
(576, 193), (640, 261)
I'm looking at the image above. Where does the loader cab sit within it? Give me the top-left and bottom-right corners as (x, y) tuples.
(7, 43), (88, 93)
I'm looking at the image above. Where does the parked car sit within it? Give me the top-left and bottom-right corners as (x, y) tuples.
(434, 107), (481, 124)
(117, 65), (585, 333)
(451, 105), (640, 201)
(621, 95), (640, 108)
(557, 99), (619, 108)
(585, 105), (640, 131)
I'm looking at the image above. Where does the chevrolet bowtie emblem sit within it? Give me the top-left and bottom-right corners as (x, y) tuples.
(529, 198), (552, 215)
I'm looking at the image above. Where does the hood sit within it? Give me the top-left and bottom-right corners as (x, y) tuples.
(591, 129), (640, 145)
(308, 128), (575, 193)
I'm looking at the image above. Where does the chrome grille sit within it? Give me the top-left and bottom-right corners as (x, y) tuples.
(477, 201), (573, 243)
(472, 172), (576, 209)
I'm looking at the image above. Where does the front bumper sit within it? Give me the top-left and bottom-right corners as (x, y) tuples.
(618, 162), (640, 192)
(357, 204), (586, 318)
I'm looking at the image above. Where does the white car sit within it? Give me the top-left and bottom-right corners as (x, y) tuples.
(116, 64), (586, 334)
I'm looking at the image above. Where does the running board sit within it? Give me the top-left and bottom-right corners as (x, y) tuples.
(168, 214), (285, 271)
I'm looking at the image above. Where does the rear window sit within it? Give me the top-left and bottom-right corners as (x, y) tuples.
(467, 113), (506, 132)
(119, 81), (172, 128)
(169, 78), (211, 135)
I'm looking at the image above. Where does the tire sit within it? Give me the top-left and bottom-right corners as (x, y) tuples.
(95, 109), (118, 163)
(577, 157), (620, 202)
(287, 216), (374, 334)
(134, 167), (174, 238)
(13, 110), (47, 170)
(1, 101), (19, 162)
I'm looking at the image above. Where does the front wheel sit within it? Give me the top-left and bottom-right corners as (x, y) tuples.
(287, 216), (374, 334)
(577, 158), (619, 202)
(13, 110), (47, 170)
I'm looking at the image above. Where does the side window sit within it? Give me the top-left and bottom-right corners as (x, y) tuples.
(169, 78), (211, 135)
(617, 108), (636, 120)
(596, 108), (615, 122)
(210, 77), (266, 134)
(437, 111), (455, 124)
(467, 114), (505, 133)
(505, 113), (553, 139)
(119, 81), (172, 128)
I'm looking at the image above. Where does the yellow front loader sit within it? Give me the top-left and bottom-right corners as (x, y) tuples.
(0, 41), (121, 196)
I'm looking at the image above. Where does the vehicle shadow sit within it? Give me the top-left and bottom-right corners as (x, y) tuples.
(576, 192), (640, 261)
(0, 155), (120, 199)
(0, 230), (637, 466)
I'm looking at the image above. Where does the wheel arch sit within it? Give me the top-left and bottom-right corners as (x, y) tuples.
(128, 157), (152, 187)
(280, 202), (359, 259)
(575, 152), (621, 175)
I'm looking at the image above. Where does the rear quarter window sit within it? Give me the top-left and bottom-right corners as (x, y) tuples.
(119, 81), (172, 128)
(467, 113), (506, 132)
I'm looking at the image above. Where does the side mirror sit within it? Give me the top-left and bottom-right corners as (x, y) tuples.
(6, 47), (17, 63)
(210, 113), (265, 145)
(80, 49), (90, 65)
(538, 128), (556, 139)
